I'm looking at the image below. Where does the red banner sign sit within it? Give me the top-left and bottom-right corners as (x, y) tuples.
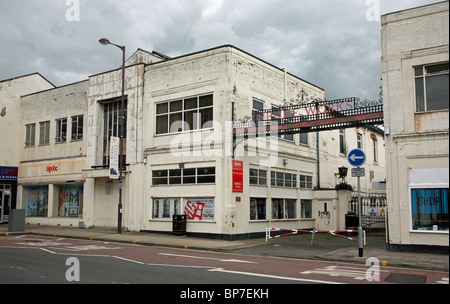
(232, 160), (244, 193)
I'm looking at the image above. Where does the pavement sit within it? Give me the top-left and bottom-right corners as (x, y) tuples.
(1, 224), (448, 273)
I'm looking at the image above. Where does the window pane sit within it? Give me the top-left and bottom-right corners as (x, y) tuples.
(250, 198), (266, 220)
(199, 95), (213, 107)
(411, 188), (449, 231)
(426, 64), (449, 74)
(184, 110), (198, 131)
(286, 199), (297, 219)
(156, 103), (168, 114)
(415, 78), (425, 112)
(185, 97), (198, 110)
(170, 100), (182, 112)
(301, 200), (313, 218)
(426, 74), (449, 111)
(272, 199), (284, 219)
(169, 113), (183, 132)
(415, 67), (424, 77)
(156, 115), (168, 134)
(200, 108), (213, 129)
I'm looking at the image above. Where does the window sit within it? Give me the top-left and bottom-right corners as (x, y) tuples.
(415, 63), (449, 112)
(156, 94), (213, 135)
(339, 129), (346, 155)
(152, 167), (216, 185)
(301, 200), (313, 219)
(250, 169), (267, 186)
(71, 115), (83, 141)
(271, 171), (297, 188)
(39, 121), (50, 145)
(55, 118), (67, 143)
(252, 99), (264, 123)
(103, 99), (127, 166)
(300, 133), (309, 145)
(26, 186), (48, 217)
(371, 134), (378, 163)
(58, 185), (83, 218)
(250, 198), (266, 220)
(25, 123), (36, 147)
(272, 199), (297, 220)
(411, 188), (448, 232)
(300, 175), (313, 189)
(357, 134), (363, 150)
(152, 198), (181, 219)
(272, 105), (294, 141)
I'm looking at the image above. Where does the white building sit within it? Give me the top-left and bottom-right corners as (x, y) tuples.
(381, 1), (449, 252)
(0, 73), (55, 223)
(3, 45), (386, 239)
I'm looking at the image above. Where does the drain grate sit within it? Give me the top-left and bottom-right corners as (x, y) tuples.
(385, 273), (427, 284)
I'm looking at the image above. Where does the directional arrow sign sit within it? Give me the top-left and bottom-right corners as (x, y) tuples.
(348, 149), (366, 167)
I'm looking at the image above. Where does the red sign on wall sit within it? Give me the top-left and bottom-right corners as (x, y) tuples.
(232, 160), (244, 193)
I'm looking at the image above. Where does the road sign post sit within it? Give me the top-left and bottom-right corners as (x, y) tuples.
(348, 149), (366, 258)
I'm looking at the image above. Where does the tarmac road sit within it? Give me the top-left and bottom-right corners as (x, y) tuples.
(0, 234), (447, 286)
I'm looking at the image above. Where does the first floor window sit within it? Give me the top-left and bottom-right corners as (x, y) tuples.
(156, 94), (213, 135)
(152, 167), (216, 185)
(25, 123), (36, 147)
(411, 188), (448, 232)
(415, 63), (449, 112)
(71, 115), (83, 141)
(39, 121), (50, 145)
(55, 118), (67, 143)
(250, 169), (267, 186)
(250, 198), (266, 220)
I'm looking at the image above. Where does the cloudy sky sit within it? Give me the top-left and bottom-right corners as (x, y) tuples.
(0, 0), (442, 100)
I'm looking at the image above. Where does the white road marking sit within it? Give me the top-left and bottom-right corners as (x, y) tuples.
(208, 268), (344, 284)
(158, 252), (258, 264)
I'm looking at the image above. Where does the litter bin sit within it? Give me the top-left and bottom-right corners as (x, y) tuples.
(8, 209), (25, 232)
(173, 214), (187, 236)
(345, 212), (359, 230)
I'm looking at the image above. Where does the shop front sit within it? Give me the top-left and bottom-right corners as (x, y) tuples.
(18, 157), (85, 227)
(0, 166), (18, 223)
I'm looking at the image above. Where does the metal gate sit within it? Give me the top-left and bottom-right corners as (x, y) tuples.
(351, 193), (387, 236)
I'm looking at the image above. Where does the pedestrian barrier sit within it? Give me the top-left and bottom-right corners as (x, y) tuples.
(265, 228), (362, 245)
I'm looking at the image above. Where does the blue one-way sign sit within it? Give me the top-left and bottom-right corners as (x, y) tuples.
(348, 149), (366, 167)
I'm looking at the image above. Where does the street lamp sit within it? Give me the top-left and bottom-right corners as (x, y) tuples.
(99, 38), (126, 234)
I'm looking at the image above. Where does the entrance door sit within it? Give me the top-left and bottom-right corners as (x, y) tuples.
(0, 184), (12, 223)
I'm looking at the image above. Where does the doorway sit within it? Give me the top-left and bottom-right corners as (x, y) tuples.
(0, 184), (12, 223)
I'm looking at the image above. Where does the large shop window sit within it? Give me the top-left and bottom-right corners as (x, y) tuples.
(411, 188), (449, 232)
(409, 168), (449, 232)
(152, 198), (181, 219)
(272, 199), (297, 220)
(152, 198), (214, 221)
(26, 186), (48, 217)
(250, 198), (266, 220)
(155, 94), (213, 135)
(415, 63), (449, 112)
(58, 185), (83, 218)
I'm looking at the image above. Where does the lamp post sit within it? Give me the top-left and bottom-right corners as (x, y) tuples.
(99, 38), (125, 234)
